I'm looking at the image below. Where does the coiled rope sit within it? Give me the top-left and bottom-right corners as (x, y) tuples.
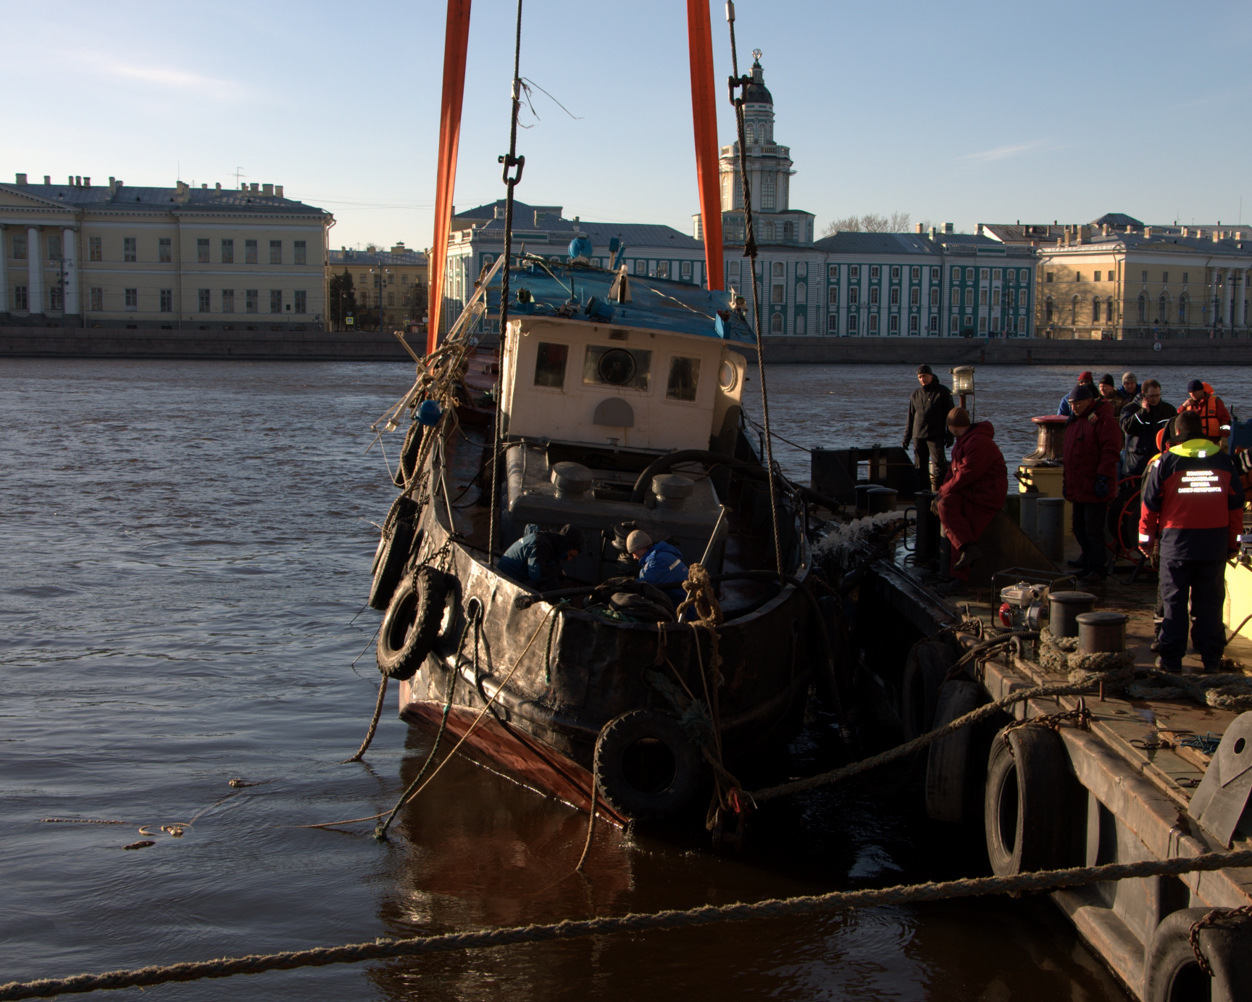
(4, 848), (1250, 1000)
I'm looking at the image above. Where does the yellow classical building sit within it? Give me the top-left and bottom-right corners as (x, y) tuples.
(0, 173), (332, 328)
(1033, 224), (1252, 339)
(327, 244), (428, 332)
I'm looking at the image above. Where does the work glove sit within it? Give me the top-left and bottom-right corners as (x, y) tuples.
(1093, 475), (1109, 499)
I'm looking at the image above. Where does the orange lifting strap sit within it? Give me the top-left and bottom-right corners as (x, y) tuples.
(686, 0), (723, 290)
(428, 0), (472, 354)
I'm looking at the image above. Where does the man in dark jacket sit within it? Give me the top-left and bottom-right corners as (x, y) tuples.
(1139, 411), (1245, 672)
(498, 523), (583, 590)
(1119, 379), (1176, 478)
(935, 407), (1007, 580)
(1062, 383), (1123, 581)
(1057, 370), (1096, 417)
(903, 364), (954, 491)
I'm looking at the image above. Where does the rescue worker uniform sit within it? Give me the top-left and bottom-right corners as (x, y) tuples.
(935, 421), (1007, 581)
(1139, 438), (1245, 671)
(1062, 395), (1123, 580)
(1178, 384), (1231, 445)
(903, 371), (954, 491)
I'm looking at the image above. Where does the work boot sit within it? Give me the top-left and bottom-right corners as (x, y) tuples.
(1066, 558), (1085, 569)
(953, 544), (982, 572)
(1154, 656), (1181, 673)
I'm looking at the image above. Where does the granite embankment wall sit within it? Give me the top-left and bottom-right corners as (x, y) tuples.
(5, 325), (1252, 367)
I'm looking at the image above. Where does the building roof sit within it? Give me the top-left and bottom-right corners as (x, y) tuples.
(812, 232), (937, 255)
(743, 58), (772, 105)
(1040, 230), (1252, 256)
(452, 199), (702, 252)
(0, 176), (329, 217)
(331, 246), (426, 267)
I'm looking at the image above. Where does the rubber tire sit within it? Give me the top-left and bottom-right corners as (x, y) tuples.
(925, 680), (981, 824)
(1145, 907), (1252, 1002)
(377, 567), (448, 680)
(983, 724), (1083, 875)
(901, 640), (953, 740)
(368, 497), (420, 611)
(393, 421), (423, 487)
(593, 710), (703, 822)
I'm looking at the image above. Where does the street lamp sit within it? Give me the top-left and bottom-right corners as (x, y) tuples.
(369, 263), (392, 332)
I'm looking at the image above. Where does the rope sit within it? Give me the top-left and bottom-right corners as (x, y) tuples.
(341, 676), (388, 764)
(6, 848), (1252, 1000)
(724, 4), (783, 578)
(748, 670), (1131, 803)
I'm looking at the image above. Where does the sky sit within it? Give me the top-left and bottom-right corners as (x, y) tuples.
(5, 0), (1252, 253)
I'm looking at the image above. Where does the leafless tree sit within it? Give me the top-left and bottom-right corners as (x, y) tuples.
(821, 211), (912, 236)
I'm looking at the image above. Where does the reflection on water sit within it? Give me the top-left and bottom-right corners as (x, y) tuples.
(0, 358), (1202, 1000)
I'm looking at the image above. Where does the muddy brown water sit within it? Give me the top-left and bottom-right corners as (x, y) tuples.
(5, 358), (1247, 1000)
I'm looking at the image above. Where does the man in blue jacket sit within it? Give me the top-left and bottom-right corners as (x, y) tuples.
(498, 523), (583, 590)
(627, 529), (689, 605)
(1139, 411), (1245, 673)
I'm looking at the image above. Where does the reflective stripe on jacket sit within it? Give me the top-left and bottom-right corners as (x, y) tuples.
(1139, 438), (1245, 560)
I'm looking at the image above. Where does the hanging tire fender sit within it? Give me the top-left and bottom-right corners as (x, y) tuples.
(368, 498), (421, 611)
(377, 566), (449, 680)
(1144, 907), (1252, 1002)
(983, 723), (1085, 875)
(592, 709), (703, 822)
(394, 421), (424, 487)
(924, 679), (981, 825)
(901, 639), (954, 740)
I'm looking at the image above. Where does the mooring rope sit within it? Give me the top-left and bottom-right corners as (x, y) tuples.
(4, 848), (1250, 1000)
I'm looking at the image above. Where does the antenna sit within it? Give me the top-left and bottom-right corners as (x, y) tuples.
(234, 167), (246, 188)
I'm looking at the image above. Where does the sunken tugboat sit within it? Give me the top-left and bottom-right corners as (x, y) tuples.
(367, 253), (824, 828)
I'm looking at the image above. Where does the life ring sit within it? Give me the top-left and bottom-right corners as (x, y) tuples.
(924, 679), (981, 825)
(377, 566), (449, 680)
(901, 639), (954, 740)
(983, 724), (1084, 875)
(1144, 907), (1252, 1002)
(393, 421), (424, 487)
(592, 709), (703, 821)
(368, 497), (420, 611)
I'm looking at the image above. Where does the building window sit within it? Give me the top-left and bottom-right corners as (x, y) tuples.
(979, 289), (988, 306)
(828, 265), (838, 282)
(270, 289), (283, 313)
(870, 265), (880, 281)
(270, 240), (282, 265)
(849, 265), (860, 280)
(979, 316), (988, 332)
(13, 232), (28, 260)
(891, 266), (900, 281)
(1044, 297), (1054, 323)
(829, 285), (839, 305)
(1070, 296), (1079, 324)
(929, 313), (938, 333)
(909, 315), (919, 333)
(159, 238), (172, 263)
(849, 314), (859, 334)
(992, 289), (1001, 307)
(772, 262), (784, 278)
(1141, 270), (1148, 284)
(89, 236), (102, 262)
(246, 240), (258, 264)
(635, 259), (647, 275)
(246, 289), (258, 313)
(770, 312), (783, 333)
(1094, 270), (1102, 282)
(930, 267), (939, 282)
(1075, 271), (1083, 283)
(795, 282), (807, 304)
(222, 239), (234, 264)
(889, 314), (899, 334)
(1158, 292), (1169, 322)
(966, 267), (975, 281)
(1162, 271), (1169, 284)
(910, 287), (920, 306)
(387, 292), (395, 307)
(828, 313), (839, 334)
(794, 315), (805, 335)
(761, 175), (775, 210)
(978, 268), (988, 281)
(681, 261), (692, 281)
(656, 261), (669, 279)
(222, 289), (235, 313)
(952, 269), (962, 286)
(14, 284), (28, 309)
(124, 237), (136, 262)
(1178, 293), (1188, 324)
(160, 289), (173, 312)
(197, 239), (210, 264)
(992, 268), (1002, 281)
(772, 284), (785, 304)
(1182, 272), (1189, 284)
(870, 287), (880, 306)
(198, 288), (211, 312)
(848, 287), (859, 306)
(1137, 293), (1147, 323)
(1092, 298), (1101, 323)
(294, 290), (307, 314)
(1107, 297), (1114, 323)
(911, 266), (920, 282)
(89, 286), (103, 311)
(869, 313), (879, 333)
(1045, 272), (1054, 283)
(889, 287), (900, 305)
(294, 240), (306, 265)
(125, 288), (137, 310)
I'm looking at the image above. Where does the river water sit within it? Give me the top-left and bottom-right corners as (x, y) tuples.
(3, 358), (1246, 1001)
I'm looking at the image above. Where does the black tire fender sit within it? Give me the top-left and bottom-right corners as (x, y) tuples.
(377, 566), (448, 680)
(1145, 907), (1252, 1002)
(394, 421), (424, 487)
(368, 497), (420, 611)
(925, 680), (981, 824)
(901, 639), (953, 740)
(593, 709), (703, 822)
(983, 724), (1084, 875)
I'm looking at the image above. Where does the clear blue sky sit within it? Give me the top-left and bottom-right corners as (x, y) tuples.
(5, 0), (1250, 251)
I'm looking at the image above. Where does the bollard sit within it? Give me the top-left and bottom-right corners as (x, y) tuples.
(1019, 491), (1039, 544)
(1049, 590), (1097, 638)
(1076, 611), (1127, 654)
(854, 482), (875, 513)
(867, 487), (897, 514)
(1035, 497), (1066, 561)
(913, 490), (940, 567)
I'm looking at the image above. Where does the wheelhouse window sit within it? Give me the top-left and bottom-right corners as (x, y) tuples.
(583, 345), (651, 390)
(534, 343), (569, 388)
(666, 356), (700, 402)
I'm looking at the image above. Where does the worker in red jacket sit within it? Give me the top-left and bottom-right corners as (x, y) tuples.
(1139, 410), (1245, 672)
(1177, 379), (1231, 445)
(1062, 383), (1123, 581)
(935, 406), (1007, 580)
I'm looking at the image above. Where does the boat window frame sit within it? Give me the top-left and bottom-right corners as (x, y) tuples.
(582, 344), (652, 391)
(665, 355), (701, 402)
(533, 341), (570, 389)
